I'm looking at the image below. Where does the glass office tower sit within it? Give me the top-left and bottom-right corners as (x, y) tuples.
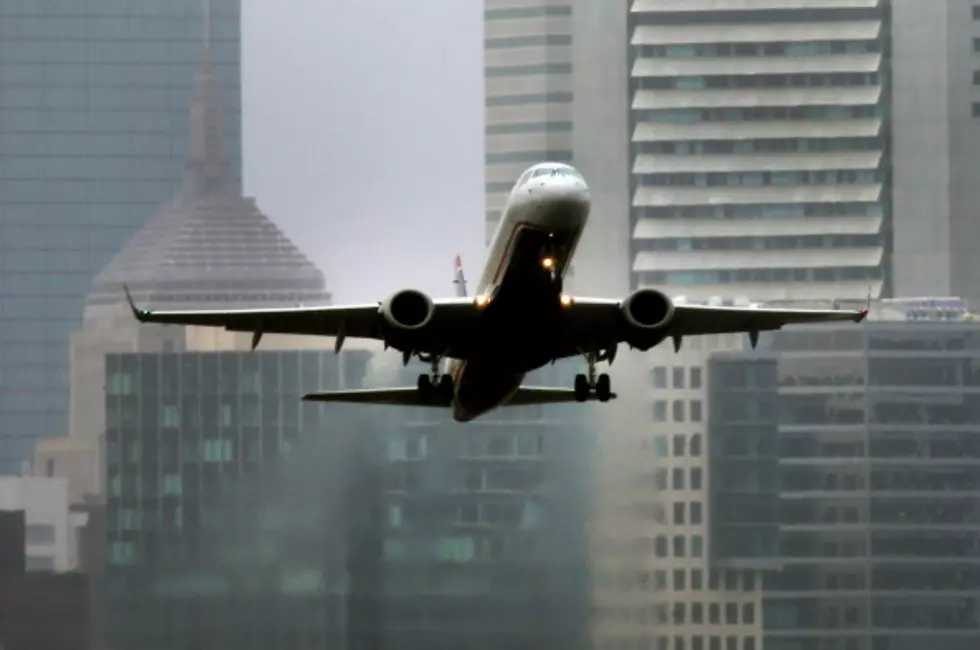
(104, 349), (375, 650)
(710, 310), (980, 650)
(0, 0), (242, 473)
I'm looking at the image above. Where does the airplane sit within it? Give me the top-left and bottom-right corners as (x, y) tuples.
(123, 161), (869, 422)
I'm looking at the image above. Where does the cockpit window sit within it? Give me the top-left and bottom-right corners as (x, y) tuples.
(532, 168), (553, 178)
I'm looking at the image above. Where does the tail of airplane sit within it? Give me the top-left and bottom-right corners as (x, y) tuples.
(453, 254), (467, 298)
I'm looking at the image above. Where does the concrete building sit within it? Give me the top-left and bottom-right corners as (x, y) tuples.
(710, 297), (980, 650)
(628, 0), (889, 303)
(0, 0), (243, 473)
(0, 476), (88, 572)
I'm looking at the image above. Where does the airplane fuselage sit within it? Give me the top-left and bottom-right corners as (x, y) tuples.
(446, 163), (590, 421)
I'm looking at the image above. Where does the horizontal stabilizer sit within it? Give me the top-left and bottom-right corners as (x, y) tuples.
(303, 388), (449, 407)
(303, 386), (616, 408)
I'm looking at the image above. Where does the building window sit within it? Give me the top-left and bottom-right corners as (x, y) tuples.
(652, 367), (667, 388)
(691, 467), (703, 490)
(691, 400), (703, 422)
(674, 501), (686, 524)
(674, 569), (687, 590)
(25, 555), (56, 571)
(974, 37), (980, 52)
(673, 400), (686, 421)
(673, 468), (686, 490)
(691, 501), (703, 524)
(690, 433), (702, 456)
(692, 535), (704, 557)
(673, 535), (686, 557)
(974, 70), (980, 85)
(673, 434), (686, 456)
(972, 102), (980, 117)
(672, 366), (685, 388)
(25, 524), (55, 544)
(974, 5), (980, 19)
(742, 603), (755, 624)
(691, 366), (702, 389)
(654, 400), (668, 421)
(692, 569), (703, 590)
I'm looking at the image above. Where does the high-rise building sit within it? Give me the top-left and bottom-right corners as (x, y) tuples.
(0, 0), (242, 473)
(104, 347), (376, 650)
(710, 298), (980, 650)
(628, 0), (889, 303)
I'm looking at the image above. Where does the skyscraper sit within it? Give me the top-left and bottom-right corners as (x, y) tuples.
(0, 0), (242, 473)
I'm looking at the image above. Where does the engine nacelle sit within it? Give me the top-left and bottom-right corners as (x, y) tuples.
(622, 288), (675, 331)
(380, 289), (435, 331)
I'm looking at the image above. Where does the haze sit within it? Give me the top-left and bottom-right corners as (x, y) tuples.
(241, 0), (487, 303)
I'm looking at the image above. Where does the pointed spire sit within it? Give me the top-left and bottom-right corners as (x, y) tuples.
(179, 0), (229, 201)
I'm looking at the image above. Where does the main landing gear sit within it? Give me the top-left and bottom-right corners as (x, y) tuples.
(573, 350), (613, 403)
(416, 352), (453, 404)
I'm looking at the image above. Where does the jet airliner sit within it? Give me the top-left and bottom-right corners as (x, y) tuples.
(124, 162), (868, 422)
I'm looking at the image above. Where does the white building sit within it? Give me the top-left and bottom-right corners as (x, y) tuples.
(0, 475), (88, 572)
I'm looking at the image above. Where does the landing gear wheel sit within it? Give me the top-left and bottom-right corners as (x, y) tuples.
(417, 374), (434, 403)
(438, 375), (453, 400)
(595, 373), (612, 402)
(573, 374), (590, 402)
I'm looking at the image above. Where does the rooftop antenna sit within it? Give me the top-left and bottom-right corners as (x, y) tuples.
(203, 0), (212, 50)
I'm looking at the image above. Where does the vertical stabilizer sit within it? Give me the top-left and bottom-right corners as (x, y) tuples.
(453, 254), (468, 298)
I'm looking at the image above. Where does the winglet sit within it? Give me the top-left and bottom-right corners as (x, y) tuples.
(122, 284), (146, 321)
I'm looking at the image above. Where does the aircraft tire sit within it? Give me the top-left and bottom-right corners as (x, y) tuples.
(417, 374), (433, 404)
(596, 374), (611, 403)
(573, 374), (590, 402)
(438, 375), (454, 402)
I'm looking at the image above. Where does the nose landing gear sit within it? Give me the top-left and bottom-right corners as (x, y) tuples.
(573, 349), (614, 403)
(541, 234), (563, 294)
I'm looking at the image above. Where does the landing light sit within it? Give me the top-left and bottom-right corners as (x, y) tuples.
(475, 294), (490, 308)
(560, 294), (573, 307)
(542, 257), (555, 270)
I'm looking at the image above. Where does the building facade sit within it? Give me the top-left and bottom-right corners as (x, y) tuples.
(104, 348), (375, 650)
(0, 0), (242, 473)
(709, 302), (980, 650)
(104, 347), (593, 650)
(628, 0), (890, 303)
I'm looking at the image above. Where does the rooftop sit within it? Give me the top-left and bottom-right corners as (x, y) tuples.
(85, 53), (329, 317)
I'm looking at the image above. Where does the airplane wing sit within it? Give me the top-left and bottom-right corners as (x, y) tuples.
(560, 296), (868, 350)
(303, 386), (616, 407)
(666, 302), (869, 337)
(121, 285), (477, 355)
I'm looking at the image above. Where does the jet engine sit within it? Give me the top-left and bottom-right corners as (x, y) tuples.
(622, 288), (675, 331)
(380, 289), (435, 331)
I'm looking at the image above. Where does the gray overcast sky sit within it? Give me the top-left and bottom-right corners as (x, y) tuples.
(240, 0), (486, 303)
